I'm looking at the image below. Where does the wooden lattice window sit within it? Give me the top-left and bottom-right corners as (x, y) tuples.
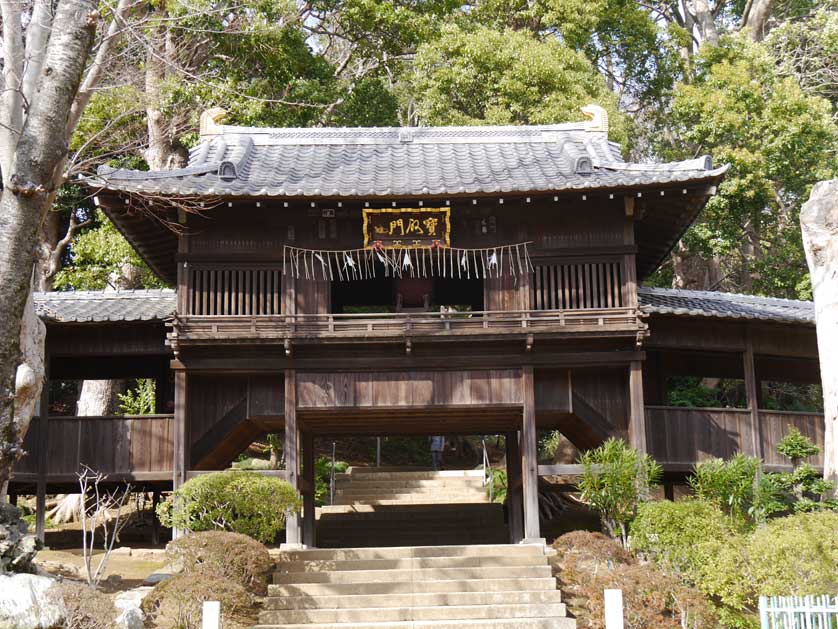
(531, 261), (624, 310)
(187, 267), (283, 316)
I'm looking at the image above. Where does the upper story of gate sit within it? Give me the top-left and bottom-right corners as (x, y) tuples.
(89, 107), (727, 353)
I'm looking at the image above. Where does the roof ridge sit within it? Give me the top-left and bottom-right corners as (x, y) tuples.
(34, 288), (176, 299)
(638, 286), (813, 306)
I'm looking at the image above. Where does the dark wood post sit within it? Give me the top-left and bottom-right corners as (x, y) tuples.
(628, 361), (647, 452)
(172, 370), (187, 538)
(302, 432), (316, 547)
(284, 369), (301, 546)
(521, 366), (541, 542)
(35, 346), (50, 542)
(743, 332), (762, 458)
(505, 431), (524, 543)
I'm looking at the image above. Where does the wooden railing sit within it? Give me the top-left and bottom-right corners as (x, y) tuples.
(171, 307), (644, 344)
(645, 406), (824, 471)
(13, 414), (174, 482)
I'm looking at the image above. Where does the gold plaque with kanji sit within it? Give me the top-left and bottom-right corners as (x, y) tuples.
(363, 208), (451, 248)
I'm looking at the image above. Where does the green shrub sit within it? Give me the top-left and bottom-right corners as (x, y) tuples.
(578, 438), (661, 546)
(538, 430), (563, 461)
(747, 511), (838, 596)
(142, 574), (256, 629)
(688, 454), (782, 525)
(166, 531), (272, 595)
(631, 499), (739, 575)
(157, 471), (302, 543)
(489, 467), (507, 503)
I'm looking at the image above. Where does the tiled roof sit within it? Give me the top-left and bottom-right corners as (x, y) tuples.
(89, 123), (727, 198)
(33, 289), (176, 323)
(638, 287), (814, 325)
(32, 287), (814, 326)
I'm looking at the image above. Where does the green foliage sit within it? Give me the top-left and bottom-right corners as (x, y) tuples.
(747, 511), (838, 596)
(488, 467), (507, 504)
(538, 430), (563, 461)
(53, 210), (166, 290)
(661, 35), (838, 298)
(409, 24), (628, 146)
(578, 438), (661, 545)
(118, 379), (156, 415)
(688, 455), (780, 525)
(666, 376), (746, 408)
(314, 455), (348, 506)
(157, 471), (302, 543)
(776, 426), (821, 462)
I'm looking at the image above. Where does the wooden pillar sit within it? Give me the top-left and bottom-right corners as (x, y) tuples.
(284, 369), (301, 546)
(505, 431), (524, 544)
(743, 335), (762, 458)
(628, 361), (647, 453)
(35, 347), (49, 542)
(302, 432), (316, 547)
(521, 367), (541, 542)
(172, 371), (188, 539)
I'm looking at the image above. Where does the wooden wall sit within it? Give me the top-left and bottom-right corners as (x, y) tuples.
(296, 369), (523, 409)
(14, 415), (173, 480)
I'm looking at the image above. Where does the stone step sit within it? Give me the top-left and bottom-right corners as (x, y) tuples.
(318, 504), (502, 516)
(335, 479), (485, 489)
(313, 531), (509, 545)
(272, 565), (553, 585)
(334, 488), (486, 497)
(337, 470), (484, 481)
(254, 617), (577, 629)
(264, 589), (563, 610)
(331, 497), (488, 506)
(259, 603), (568, 625)
(272, 544), (543, 562)
(277, 554), (546, 573)
(268, 577), (558, 597)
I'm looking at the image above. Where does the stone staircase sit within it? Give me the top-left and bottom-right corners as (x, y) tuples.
(256, 544), (576, 628)
(316, 468), (507, 547)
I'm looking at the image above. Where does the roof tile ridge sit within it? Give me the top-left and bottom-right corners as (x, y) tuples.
(638, 286), (812, 306)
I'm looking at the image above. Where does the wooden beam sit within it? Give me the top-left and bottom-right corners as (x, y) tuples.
(628, 361), (647, 452)
(537, 464), (600, 476)
(521, 367), (541, 542)
(505, 431), (523, 544)
(743, 336), (762, 458)
(172, 370), (188, 539)
(284, 370), (301, 546)
(35, 347), (50, 542)
(302, 432), (315, 547)
(178, 350), (646, 372)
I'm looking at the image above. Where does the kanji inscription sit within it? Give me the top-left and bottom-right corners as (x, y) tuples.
(363, 208), (451, 248)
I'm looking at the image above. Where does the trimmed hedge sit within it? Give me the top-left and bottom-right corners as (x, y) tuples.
(157, 471), (302, 543)
(166, 531), (273, 595)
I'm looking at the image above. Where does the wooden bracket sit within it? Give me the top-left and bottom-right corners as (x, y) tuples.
(405, 338), (412, 355)
(284, 338), (292, 357)
(525, 334), (534, 352)
(624, 196), (635, 217)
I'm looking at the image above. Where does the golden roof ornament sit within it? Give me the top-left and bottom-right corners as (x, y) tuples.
(200, 107), (228, 139)
(581, 104), (608, 135)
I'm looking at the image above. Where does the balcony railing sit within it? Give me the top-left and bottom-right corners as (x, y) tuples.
(169, 307), (646, 345)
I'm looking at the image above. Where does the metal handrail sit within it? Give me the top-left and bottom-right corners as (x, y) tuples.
(329, 442), (336, 506)
(482, 438), (494, 504)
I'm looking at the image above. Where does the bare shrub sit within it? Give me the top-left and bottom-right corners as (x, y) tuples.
(166, 530), (272, 595)
(50, 581), (116, 629)
(142, 574), (256, 629)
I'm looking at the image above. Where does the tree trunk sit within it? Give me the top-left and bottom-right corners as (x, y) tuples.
(144, 19), (187, 171)
(800, 179), (838, 490)
(742, 0), (775, 41)
(671, 239), (724, 290)
(685, 0), (720, 46)
(0, 0), (97, 489)
(76, 380), (126, 416)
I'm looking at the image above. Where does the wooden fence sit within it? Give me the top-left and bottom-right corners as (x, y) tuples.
(759, 596), (838, 628)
